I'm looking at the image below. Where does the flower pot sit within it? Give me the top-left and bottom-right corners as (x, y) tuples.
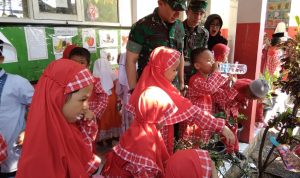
(211, 141), (226, 153)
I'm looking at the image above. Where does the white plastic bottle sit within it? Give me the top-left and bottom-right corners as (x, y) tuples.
(218, 62), (247, 75)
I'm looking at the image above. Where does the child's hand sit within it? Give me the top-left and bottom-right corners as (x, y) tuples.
(228, 74), (237, 83)
(222, 126), (235, 145)
(212, 62), (219, 73)
(84, 109), (95, 121)
(16, 131), (25, 146)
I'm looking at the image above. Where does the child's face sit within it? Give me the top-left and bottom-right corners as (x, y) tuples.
(164, 59), (180, 82)
(70, 55), (89, 68)
(62, 84), (93, 123)
(194, 50), (215, 75)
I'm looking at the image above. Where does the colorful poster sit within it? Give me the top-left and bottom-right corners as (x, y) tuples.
(99, 30), (118, 48)
(265, 0), (291, 28)
(83, 0), (118, 23)
(52, 36), (72, 59)
(82, 28), (96, 52)
(100, 48), (119, 65)
(54, 27), (78, 37)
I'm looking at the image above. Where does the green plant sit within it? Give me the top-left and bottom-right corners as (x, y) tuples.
(214, 111), (247, 126)
(259, 70), (279, 99)
(257, 16), (300, 178)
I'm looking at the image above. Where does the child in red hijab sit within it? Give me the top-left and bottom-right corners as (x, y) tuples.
(101, 46), (235, 177)
(165, 149), (218, 178)
(68, 47), (109, 151)
(212, 43), (230, 63)
(16, 59), (101, 178)
(0, 134), (7, 164)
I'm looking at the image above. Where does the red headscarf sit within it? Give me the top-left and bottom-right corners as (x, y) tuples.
(212, 43), (230, 62)
(62, 44), (77, 58)
(165, 149), (212, 178)
(17, 59), (95, 178)
(233, 78), (252, 102)
(110, 47), (199, 176)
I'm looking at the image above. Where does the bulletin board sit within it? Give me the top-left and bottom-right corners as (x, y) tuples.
(265, 0), (291, 28)
(0, 25), (129, 82)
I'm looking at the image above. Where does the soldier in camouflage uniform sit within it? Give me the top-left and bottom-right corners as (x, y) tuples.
(126, 0), (186, 91)
(183, 0), (209, 85)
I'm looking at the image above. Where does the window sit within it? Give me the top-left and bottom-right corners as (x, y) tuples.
(32, 0), (82, 21)
(0, 0), (28, 18)
(83, 0), (118, 23)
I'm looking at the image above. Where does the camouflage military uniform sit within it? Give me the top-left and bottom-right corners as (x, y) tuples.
(183, 19), (209, 85)
(126, 8), (185, 78)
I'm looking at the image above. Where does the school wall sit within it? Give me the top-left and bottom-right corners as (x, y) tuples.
(0, 25), (129, 82)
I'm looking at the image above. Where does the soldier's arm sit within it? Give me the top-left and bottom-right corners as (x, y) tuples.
(126, 50), (139, 90)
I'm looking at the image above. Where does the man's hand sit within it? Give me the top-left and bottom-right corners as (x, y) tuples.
(126, 50), (139, 90)
(222, 126), (235, 145)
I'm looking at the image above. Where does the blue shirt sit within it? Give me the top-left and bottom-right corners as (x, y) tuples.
(0, 69), (34, 173)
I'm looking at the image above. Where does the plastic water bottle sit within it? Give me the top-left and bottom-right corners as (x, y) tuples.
(218, 62), (247, 75)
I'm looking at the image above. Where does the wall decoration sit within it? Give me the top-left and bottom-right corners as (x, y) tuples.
(120, 30), (130, 53)
(100, 48), (119, 65)
(99, 30), (118, 48)
(0, 32), (18, 63)
(265, 0), (291, 28)
(24, 27), (48, 60)
(82, 28), (96, 52)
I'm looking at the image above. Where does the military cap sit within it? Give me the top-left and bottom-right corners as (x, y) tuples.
(166, 0), (187, 11)
(188, 0), (208, 12)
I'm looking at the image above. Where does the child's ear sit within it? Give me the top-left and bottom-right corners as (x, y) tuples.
(194, 63), (200, 70)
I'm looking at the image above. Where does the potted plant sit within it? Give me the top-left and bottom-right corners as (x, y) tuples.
(214, 111), (247, 141)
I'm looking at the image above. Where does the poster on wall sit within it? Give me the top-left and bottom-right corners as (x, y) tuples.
(54, 27), (78, 37)
(0, 32), (18, 63)
(52, 36), (72, 59)
(100, 48), (118, 65)
(99, 30), (118, 48)
(83, 0), (118, 23)
(120, 30), (130, 53)
(265, 0), (291, 28)
(82, 28), (96, 52)
(24, 27), (48, 60)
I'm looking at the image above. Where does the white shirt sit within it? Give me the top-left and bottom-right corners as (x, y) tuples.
(0, 69), (34, 173)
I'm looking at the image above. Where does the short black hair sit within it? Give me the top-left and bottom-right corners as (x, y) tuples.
(69, 47), (91, 65)
(190, 47), (209, 66)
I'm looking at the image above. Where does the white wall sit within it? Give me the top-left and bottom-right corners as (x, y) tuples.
(289, 0), (300, 26)
(136, 0), (158, 22)
(119, 0), (132, 26)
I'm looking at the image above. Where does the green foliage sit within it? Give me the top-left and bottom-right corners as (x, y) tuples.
(258, 17), (300, 177)
(214, 111), (247, 126)
(259, 70), (278, 99)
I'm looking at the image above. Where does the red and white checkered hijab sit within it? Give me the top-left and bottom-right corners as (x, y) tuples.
(165, 149), (212, 178)
(17, 59), (94, 178)
(128, 46), (194, 124)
